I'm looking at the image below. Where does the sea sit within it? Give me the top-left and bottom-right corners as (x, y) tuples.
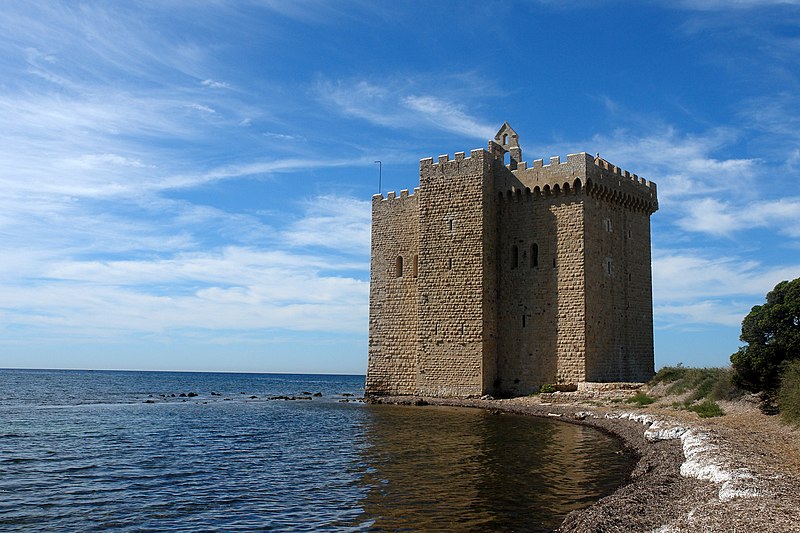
(0, 369), (633, 532)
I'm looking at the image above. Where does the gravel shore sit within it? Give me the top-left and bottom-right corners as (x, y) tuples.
(369, 393), (800, 532)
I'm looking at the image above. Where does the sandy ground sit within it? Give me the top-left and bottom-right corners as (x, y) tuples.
(370, 392), (800, 532)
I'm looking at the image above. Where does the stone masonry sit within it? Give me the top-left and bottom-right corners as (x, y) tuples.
(367, 123), (658, 397)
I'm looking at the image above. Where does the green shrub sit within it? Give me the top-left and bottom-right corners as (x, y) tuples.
(778, 359), (800, 426)
(539, 383), (555, 393)
(651, 366), (743, 402)
(687, 399), (725, 418)
(731, 278), (800, 392)
(709, 368), (744, 401)
(626, 392), (656, 406)
(651, 364), (689, 385)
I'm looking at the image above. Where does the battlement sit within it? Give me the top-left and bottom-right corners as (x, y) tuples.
(490, 151), (658, 213)
(373, 187), (420, 204)
(592, 156), (656, 190)
(420, 148), (487, 169)
(511, 152), (655, 193)
(521, 151), (592, 171)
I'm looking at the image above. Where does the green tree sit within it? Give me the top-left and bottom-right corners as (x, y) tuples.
(731, 278), (800, 392)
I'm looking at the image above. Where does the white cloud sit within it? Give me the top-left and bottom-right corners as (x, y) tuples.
(402, 95), (496, 139)
(282, 196), (371, 255)
(655, 301), (749, 328)
(678, 197), (800, 237)
(652, 251), (800, 327)
(586, 127), (758, 199)
(201, 79), (230, 89)
(0, 194), (372, 341)
(316, 78), (496, 139)
(187, 103), (216, 114)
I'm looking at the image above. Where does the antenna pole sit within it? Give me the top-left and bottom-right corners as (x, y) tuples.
(374, 160), (382, 195)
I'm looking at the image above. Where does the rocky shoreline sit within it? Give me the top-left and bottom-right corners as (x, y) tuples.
(369, 394), (800, 531)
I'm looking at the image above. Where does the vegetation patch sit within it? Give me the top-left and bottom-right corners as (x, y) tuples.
(642, 365), (748, 417)
(539, 383), (556, 394)
(731, 278), (800, 393)
(687, 399), (725, 418)
(778, 360), (800, 426)
(650, 365), (743, 402)
(626, 392), (656, 406)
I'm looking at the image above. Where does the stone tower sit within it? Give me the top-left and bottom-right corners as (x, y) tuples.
(367, 124), (658, 397)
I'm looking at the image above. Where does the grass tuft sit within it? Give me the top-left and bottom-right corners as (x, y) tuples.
(650, 366), (743, 402)
(687, 399), (725, 418)
(626, 392), (656, 406)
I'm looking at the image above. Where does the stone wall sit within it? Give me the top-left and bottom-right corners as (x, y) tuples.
(494, 155), (590, 395)
(416, 151), (496, 397)
(366, 189), (419, 395)
(582, 175), (655, 382)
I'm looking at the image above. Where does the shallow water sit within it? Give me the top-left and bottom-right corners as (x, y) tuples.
(0, 369), (633, 531)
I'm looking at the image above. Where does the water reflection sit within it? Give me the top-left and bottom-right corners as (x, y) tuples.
(351, 405), (632, 532)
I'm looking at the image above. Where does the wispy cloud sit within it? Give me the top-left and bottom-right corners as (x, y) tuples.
(0, 195), (371, 341)
(315, 78), (496, 139)
(652, 251), (800, 327)
(585, 127), (759, 199)
(677, 197), (800, 237)
(282, 196), (371, 255)
(202, 79), (231, 89)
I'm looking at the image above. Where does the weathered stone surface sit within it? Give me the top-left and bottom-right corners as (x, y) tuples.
(367, 123), (658, 398)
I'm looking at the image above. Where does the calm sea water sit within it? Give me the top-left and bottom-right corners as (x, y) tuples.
(0, 369), (633, 531)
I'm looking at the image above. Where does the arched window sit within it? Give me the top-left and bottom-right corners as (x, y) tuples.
(395, 256), (403, 278)
(412, 255), (418, 277)
(531, 243), (538, 268)
(511, 245), (519, 269)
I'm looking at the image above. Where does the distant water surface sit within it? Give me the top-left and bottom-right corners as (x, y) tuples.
(0, 369), (633, 531)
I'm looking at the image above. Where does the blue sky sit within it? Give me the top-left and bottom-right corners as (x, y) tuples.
(1, 1), (798, 374)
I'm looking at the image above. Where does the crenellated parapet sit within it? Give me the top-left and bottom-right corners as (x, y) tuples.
(588, 156), (658, 213)
(493, 152), (658, 214)
(419, 149), (491, 186)
(373, 187), (420, 205)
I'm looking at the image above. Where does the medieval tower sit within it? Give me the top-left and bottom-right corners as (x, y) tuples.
(367, 123), (658, 398)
